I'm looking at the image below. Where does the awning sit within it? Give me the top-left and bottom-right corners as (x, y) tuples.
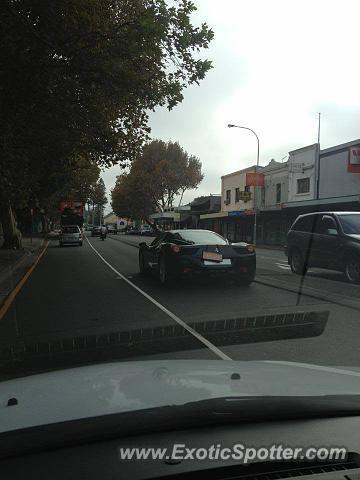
(200, 211), (229, 220)
(283, 195), (360, 209)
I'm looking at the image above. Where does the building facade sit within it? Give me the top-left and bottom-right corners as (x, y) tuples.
(200, 165), (265, 243)
(259, 160), (289, 245)
(200, 138), (360, 246)
(284, 139), (360, 218)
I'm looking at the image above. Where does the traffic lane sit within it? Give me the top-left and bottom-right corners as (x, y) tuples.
(0, 237), (182, 348)
(107, 234), (358, 316)
(256, 260), (360, 308)
(97, 235), (360, 366)
(128, 300), (360, 365)
(222, 302), (360, 366)
(99, 234), (326, 320)
(123, 234), (360, 308)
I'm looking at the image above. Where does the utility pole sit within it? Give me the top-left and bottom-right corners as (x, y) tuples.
(316, 112), (321, 199)
(228, 124), (260, 245)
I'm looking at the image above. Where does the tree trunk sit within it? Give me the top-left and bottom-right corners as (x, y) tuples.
(0, 195), (22, 249)
(178, 189), (185, 207)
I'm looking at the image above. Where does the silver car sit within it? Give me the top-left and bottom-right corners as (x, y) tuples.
(59, 225), (83, 247)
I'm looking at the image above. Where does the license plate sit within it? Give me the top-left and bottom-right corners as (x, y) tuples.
(202, 251), (222, 262)
(204, 259), (231, 266)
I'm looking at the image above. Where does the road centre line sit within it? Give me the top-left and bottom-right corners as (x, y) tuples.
(85, 236), (232, 361)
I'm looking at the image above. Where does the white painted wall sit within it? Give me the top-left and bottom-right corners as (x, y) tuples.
(319, 145), (360, 199)
(221, 169), (256, 212)
(287, 144), (318, 203)
(262, 161), (289, 208)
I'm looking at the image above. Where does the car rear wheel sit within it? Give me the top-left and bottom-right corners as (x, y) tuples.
(290, 249), (307, 275)
(235, 265), (256, 286)
(158, 255), (174, 286)
(139, 251), (149, 275)
(344, 256), (360, 284)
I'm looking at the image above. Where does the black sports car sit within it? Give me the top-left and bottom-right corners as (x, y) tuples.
(138, 229), (256, 286)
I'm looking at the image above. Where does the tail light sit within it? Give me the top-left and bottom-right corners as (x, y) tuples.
(170, 244), (181, 254)
(246, 244), (255, 253)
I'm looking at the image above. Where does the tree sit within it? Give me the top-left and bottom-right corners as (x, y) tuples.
(45, 157), (101, 227)
(89, 179), (108, 225)
(111, 139), (203, 220)
(0, 0), (213, 247)
(111, 173), (156, 222)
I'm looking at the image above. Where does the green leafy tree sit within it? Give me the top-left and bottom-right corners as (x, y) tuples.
(111, 173), (156, 222)
(89, 178), (108, 225)
(0, 0), (213, 247)
(111, 139), (203, 220)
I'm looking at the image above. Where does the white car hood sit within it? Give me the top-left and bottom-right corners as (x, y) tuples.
(1, 360), (360, 433)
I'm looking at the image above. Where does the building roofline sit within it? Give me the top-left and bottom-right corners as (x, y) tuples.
(289, 143), (318, 155)
(320, 138), (360, 155)
(221, 165), (264, 179)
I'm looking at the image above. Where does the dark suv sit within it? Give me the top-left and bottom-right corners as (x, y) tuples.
(286, 212), (360, 284)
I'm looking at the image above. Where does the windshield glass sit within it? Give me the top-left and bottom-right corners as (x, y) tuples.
(173, 230), (228, 245)
(2, 0), (360, 448)
(61, 226), (79, 234)
(338, 214), (360, 234)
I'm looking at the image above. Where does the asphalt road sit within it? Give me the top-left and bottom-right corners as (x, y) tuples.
(1, 232), (360, 376)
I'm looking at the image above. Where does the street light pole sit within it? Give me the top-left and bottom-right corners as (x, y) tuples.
(227, 124), (260, 245)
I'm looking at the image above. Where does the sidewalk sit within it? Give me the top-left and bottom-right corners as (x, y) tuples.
(0, 236), (46, 306)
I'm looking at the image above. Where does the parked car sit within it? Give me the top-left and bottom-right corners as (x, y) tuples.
(91, 226), (101, 237)
(106, 224), (118, 234)
(138, 229), (256, 286)
(286, 211), (360, 283)
(126, 227), (140, 235)
(59, 225), (82, 247)
(85, 224), (93, 231)
(139, 224), (155, 236)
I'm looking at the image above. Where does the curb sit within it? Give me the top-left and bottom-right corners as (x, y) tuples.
(0, 252), (28, 285)
(0, 240), (48, 315)
(0, 237), (46, 284)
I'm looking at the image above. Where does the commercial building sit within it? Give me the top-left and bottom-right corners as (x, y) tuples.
(200, 166), (264, 242)
(284, 139), (360, 218)
(200, 138), (360, 246)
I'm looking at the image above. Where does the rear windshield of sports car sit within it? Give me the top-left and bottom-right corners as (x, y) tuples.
(174, 231), (228, 245)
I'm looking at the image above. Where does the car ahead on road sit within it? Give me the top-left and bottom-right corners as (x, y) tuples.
(91, 226), (101, 237)
(85, 224), (93, 231)
(138, 229), (256, 286)
(59, 225), (82, 247)
(287, 211), (360, 284)
(139, 224), (155, 236)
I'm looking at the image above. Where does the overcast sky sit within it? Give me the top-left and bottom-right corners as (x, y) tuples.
(102, 0), (360, 212)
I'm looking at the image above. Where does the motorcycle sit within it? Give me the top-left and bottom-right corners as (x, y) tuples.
(100, 231), (107, 241)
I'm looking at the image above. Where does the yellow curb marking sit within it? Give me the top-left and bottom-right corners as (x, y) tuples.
(0, 240), (49, 321)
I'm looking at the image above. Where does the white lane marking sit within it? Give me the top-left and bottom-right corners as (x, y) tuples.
(275, 262), (315, 274)
(85, 236), (231, 361)
(276, 262), (291, 270)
